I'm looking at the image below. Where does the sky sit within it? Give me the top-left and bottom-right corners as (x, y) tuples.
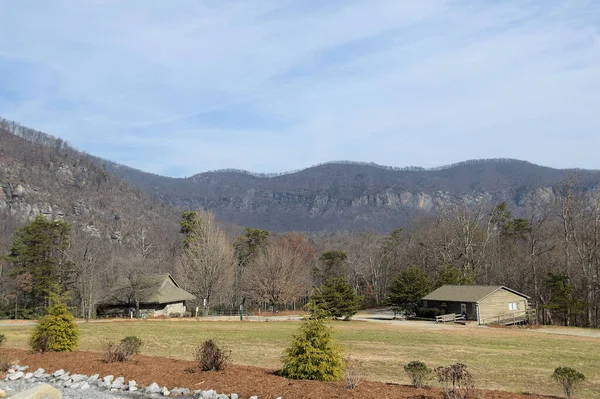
(0, 1), (599, 177)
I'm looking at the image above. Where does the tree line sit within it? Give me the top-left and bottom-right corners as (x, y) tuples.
(1, 180), (599, 327)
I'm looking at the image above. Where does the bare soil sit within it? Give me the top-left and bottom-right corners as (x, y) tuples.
(1, 349), (554, 399)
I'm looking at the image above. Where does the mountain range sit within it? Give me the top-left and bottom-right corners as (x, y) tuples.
(2, 117), (600, 233)
(103, 158), (600, 232)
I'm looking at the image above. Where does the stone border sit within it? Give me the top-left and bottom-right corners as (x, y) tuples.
(4, 365), (277, 399)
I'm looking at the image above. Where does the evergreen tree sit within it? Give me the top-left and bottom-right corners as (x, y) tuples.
(280, 308), (344, 381)
(310, 278), (362, 320)
(314, 250), (348, 285)
(30, 294), (79, 352)
(9, 216), (73, 314)
(387, 267), (433, 317)
(544, 273), (585, 326)
(434, 264), (475, 289)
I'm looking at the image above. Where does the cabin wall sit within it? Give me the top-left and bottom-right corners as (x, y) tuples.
(477, 289), (528, 324)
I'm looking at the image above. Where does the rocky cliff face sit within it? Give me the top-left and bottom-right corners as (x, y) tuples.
(0, 122), (178, 245)
(104, 159), (600, 232)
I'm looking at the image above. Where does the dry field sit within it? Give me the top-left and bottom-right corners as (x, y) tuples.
(1, 319), (598, 398)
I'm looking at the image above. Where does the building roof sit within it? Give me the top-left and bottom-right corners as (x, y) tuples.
(101, 274), (196, 306)
(422, 285), (530, 303)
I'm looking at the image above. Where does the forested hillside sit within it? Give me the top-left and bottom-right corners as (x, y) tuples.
(0, 118), (183, 318)
(1, 118), (599, 329)
(104, 158), (600, 232)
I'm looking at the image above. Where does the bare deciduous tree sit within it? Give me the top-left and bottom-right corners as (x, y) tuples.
(178, 210), (236, 315)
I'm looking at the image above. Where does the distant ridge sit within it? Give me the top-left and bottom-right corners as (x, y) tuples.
(3, 116), (600, 232)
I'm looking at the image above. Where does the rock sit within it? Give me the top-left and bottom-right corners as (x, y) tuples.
(52, 369), (65, 377)
(129, 386), (138, 392)
(162, 386), (171, 396)
(33, 368), (45, 376)
(58, 373), (71, 381)
(63, 381), (73, 388)
(70, 382), (80, 389)
(202, 390), (217, 399)
(216, 395), (228, 399)
(230, 394), (239, 399)
(23, 373), (34, 380)
(103, 375), (114, 384)
(145, 382), (162, 394)
(249, 396), (259, 399)
(70, 374), (87, 383)
(15, 366), (29, 372)
(128, 380), (137, 387)
(8, 383), (61, 399)
(87, 374), (99, 384)
(172, 387), (191, 396)
(8, 371), (24, 381)
(81, 382), (90, 390)
(111, 380), (124, 390)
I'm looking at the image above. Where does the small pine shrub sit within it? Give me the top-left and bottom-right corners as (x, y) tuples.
(552, 367), (585, 399)
(196, 339), (230, 371)
(120, 336), (143, 356)
(29, 296), (79, 353)
(280, 313), (345, 381)
(435, 363), (474, 399)
(103, 336), (144, 363)
(404, 360), (431, 388)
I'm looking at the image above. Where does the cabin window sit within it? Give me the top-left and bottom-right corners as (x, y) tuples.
(508, 302), (519, 311)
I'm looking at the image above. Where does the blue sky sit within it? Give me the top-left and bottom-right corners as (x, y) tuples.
(0, 1), (599, 177)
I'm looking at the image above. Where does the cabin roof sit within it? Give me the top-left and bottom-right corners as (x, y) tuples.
(101, 273), (196, 305)
(422, 285), (530, 303)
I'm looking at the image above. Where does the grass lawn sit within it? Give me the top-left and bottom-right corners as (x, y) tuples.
(1, 319), (598, 398)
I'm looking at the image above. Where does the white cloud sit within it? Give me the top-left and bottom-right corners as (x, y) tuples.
(0, 0), (599, 176)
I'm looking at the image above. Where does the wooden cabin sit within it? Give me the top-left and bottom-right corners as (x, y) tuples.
(422, 285), (531, 325)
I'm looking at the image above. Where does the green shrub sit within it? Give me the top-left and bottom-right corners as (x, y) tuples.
(552, 367), (585, 399)
(280, 313), (345, 381)
(29, 296), (79, 353)
(120, 336), (143, 355)
(196, 339), (230, 371)
(0, 333), (6, 348)
(435, 363), (474, 399)
(103, 336), (144, 363)
(404, 360), (431, 388)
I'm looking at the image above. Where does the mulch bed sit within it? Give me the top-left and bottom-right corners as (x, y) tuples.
(1, 349), (553, 399)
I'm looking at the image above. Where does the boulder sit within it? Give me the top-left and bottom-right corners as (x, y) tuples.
(10, 383), (61, 399)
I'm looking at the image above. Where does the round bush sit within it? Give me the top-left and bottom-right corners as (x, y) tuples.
(29, 299), (79, 353)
